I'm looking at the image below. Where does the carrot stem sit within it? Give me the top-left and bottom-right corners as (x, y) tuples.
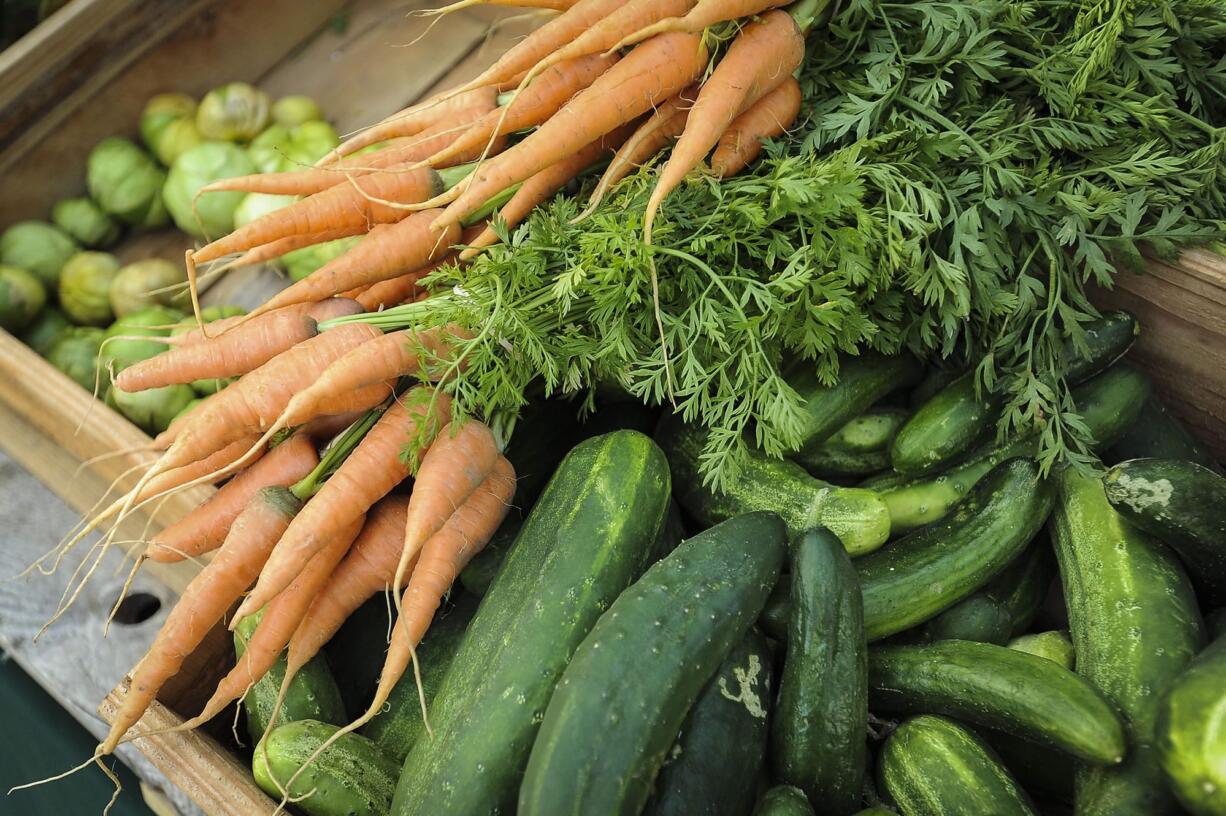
(291, 407), (385, 498)
(788, 0), (829, 33)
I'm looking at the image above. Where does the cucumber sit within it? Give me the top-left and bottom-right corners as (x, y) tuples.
(984, 730), (1075, 805)
(1008, 630), (1075, 669)
(922, 543), (1053, 644)
(519, 512), (787, 816)
(879, 715), (1035, 816)
(503, 397), (585, 508)
(771, 528), (866, 813)
(759, 574), (790, 640)
(792, 408), (908, 478)
(391, 430), (672, 815)
(857, 458), (1054, 641)
(1104, 457), (1226, 605)
(851, 809), (895, 816)
(658, 415), (891, 556)
(457, 516), (519, 596)
(645, 627), (774, 816)
(875, 363), (1150, 535)
(234, 610), (345, 742)
(1050, 466), (1205, 814)
(890, 312), (1137, 477)
(1108, 395), (1223, 474)
(252, 720), (398, 816)
(753, 786), (816, 816)
(868, 640), (1124, 764)
(1156, 635), (1226, 816)
(785, 351), (921, 454)
(324, 596), (389, 716)
(909, 366), (962, 408)
(361, 593), (478, 763)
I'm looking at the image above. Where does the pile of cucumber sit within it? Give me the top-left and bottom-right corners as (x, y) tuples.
(235, 310), (1226, 816)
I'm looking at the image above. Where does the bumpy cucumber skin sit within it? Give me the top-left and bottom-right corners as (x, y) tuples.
(880, 715), (1035, 816)
(923, 543), (1053, 644)
(771, 528), (866, 813)
(868, 640), (1125, 764)
(1105, 457), (1226, 605)
(857, 458), (1054, 641)
(658, 416), (890, 556)
(391, 430), (672, 815)
(1008, 630), (1075, 670)
(234, 611), (345, 742)
(361, 593), (478, 763)
(252, 719), (399, 816)
(786, 352), (921, 454)
(1156, 635), (1226, 816)
(645, 627), (774, 816)
(753, 786), (816, 816)
(458, 516), (519, 596)
(518, 513), (787, 816)
(793, 408), (908, 478)
(892, 373), (996, 476)
(1108, 395), (1223, 474)
(1050, 467), (1205, 815)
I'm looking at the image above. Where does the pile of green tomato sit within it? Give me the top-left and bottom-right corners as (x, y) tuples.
(0, 82), (359, 435)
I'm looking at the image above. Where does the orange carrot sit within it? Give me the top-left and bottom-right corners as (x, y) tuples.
(205, 228), (365, 270)
(352, 258), (445, 311)
(234, 389), (452, 620)
(433, 31), (708, 229)
(643, 11), (804, 243)
(192, 168), (444, 263)
(711, 75), (801, 177)
(609, 0), (790, 51)
(146, 434), (319, 564)
(326, 87), (499, 162)
(100, 486), (302, 754)
(297, 410), (369, 443)
(165, 299), (360, 349)
(139, 434), (265, 499)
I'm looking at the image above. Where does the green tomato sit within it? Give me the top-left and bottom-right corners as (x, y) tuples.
(234, 193), (296, 230)
(285, 121), (340, 166)
(201, 303), (246, 322)
(164, 142), (257, 238)
(141, 93), (196, 128)
(283, 235), (362, 282)
(0, 264), (46, 332)
(100, 304), (183, 374)
(191, 375), (236, 396)
(109, 258), (187, 317)
(0, 220), (78, 288)
(87, 138), (168, 226)
(272, 95), (324, 127)
(51, 197), (121, 248)
(248, 124), (293, 174)
(58, 251), (119, 326)
(48, 326), (105, 392)
(196, 82), (271, 142)
(20, 305), (71, 356)
(152, 118), (203, 167)
(112, 382), (195, 434)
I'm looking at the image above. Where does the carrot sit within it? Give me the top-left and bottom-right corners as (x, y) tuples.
(99, 486), (302, 754)
(181, 514), (366, 729)
(166, 299), (360, 348)
(643, 11), (804, 245)
(205, 228), (365, 272)
(352, 258), (445, 311)
(325, 87), (499, 162)
(141, 434), (265, 498)
(297, 409), (369, 443)
(234, 389), (452, 621)
(432, 31), (709, 230)
(145, 434), (319, 564)
(460, 124), (632, 258)
(711, 75), (801, 177)
(420, 0), (578, 16)
(192, 167), (445, 264)
(608, 0), (790, 52)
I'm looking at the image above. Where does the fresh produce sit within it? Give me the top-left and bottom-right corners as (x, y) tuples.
(771, 528), (865, 812)
(1050, 466), (1205, 814)
(880, 716), (1035, 816)
(272, 95), (324, 127)
(0, 265), (45, 332)
(47, 327), (104, 391)
(645, 628), (774, 816)
(753, 786), (816, 816)
(1108, 396), (1223, 474)
(792, 407), (907, 478)
(87, 138), (168, 227)
(139, 92), (197, 158)
(164, 142), (259, 238)
(0, 220), (77, 288)
(51, 198), (120, 249)
(1009, 631), (1075, 670)
(58, 252), (119, 326)
(196, 82), (271, 142)
(283, 236), (363, 282)
(519, 512), (786, 815)
(108, 259), (186, 317)
(233, 193), (295, 230)
(19, 305), (70, 356)
(1156, 635), (1226, 816)
(922, 543), (1053, 645)
(112, 383), (198, 435)
(1104, 458), (1226, 605)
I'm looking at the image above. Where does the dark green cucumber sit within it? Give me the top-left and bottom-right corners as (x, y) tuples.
(503, 397), (584, 508)
(857, 458), (1054, 641)
(234, 610), (345, 742)
(875, 363), (1150, 535)
(1108, 395), (1223, 474)
(984, 731), (1075, 805)
(753, 786), (816, 816)
(850, 808), (895, 816)
(785, 352), (920, 455)
(868, 640), (1124, 764)
(1206, 608), (1226, 640)
(771, 528), (866, 813)
(391, 430), (672, 815)
(759, 574), (790, 640)
(1104, 457), (1226, 605)
(1156, 635), (1226, 816)
(909, 366), (963, 408)
(793, 408), (908, 478)
(922, 543), (1053, 644)
(658, 415), (890, 556)
(253, 720), (398, 816)
(879, 715), (1034, 816)
(890, 312), (1137, 477)
(361, 593), (478, 763)
(323, 596), (387, 716)
(645, 627), (774, 816)
(1008, 630), (1075, 669)
(1050, 466), (1204, 815)
(457, 516), (519, 596)
(518, 513), (787, 816)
